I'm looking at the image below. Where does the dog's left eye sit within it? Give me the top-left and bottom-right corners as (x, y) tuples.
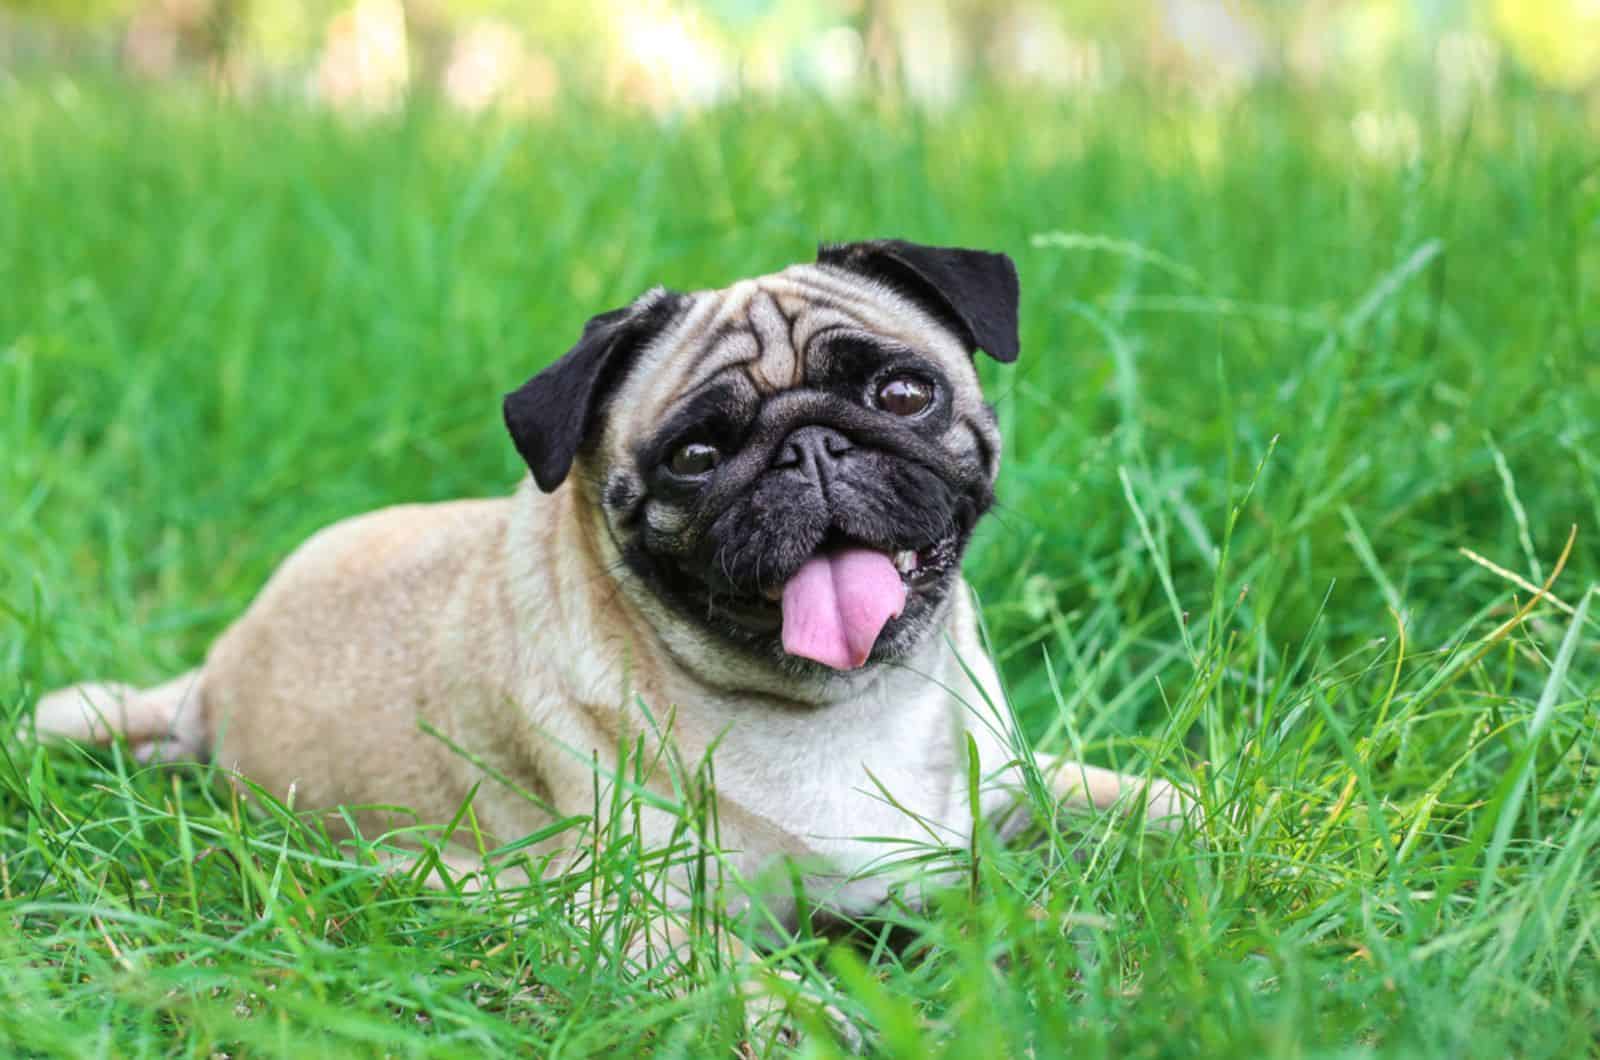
(668, 441), (721, 477)
(875, 376), (935, 417)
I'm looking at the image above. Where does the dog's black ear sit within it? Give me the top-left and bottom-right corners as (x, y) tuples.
(503, 290), (683, 492)
(817, 239), (1020, 362)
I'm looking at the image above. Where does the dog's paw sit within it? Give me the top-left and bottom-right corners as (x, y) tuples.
(31, 682), (137, 744)
(744, 967), (866, 1055)
(1143, 776), (1201, 832)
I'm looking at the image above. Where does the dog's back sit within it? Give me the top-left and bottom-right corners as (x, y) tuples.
(34, 498), (517, 835)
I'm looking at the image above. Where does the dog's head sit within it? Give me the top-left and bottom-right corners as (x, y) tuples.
(504, 240), (1018, 680)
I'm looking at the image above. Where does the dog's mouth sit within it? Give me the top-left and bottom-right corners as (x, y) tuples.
(757, 534), (957, 603)
(671, 526), (964, 672)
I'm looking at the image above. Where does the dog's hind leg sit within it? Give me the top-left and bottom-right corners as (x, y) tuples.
(32, 669), (209, 763)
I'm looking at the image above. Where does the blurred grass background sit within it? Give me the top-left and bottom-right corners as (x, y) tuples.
(2, 2), (1599, 1057)
(4, 0), (1600, 114)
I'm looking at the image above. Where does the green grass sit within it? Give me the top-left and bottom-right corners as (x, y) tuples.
(2, 78), (1599, 1057)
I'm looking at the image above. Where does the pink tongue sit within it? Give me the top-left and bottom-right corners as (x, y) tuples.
(780, 548), (908, 670)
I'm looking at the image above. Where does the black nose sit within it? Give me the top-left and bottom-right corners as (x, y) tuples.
(772, 425), (853, 485)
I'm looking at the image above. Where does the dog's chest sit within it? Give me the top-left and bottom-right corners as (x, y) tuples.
(684, 682), (976, 902)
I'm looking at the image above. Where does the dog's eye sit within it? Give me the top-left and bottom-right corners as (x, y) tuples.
(875, 376), (934, 417)
(668, 441), (721, 477)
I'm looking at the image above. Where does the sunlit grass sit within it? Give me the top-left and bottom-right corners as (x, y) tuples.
(1, 81), (1597, 1056)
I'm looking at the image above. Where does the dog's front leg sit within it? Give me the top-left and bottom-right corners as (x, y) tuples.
(1024, 751), (1195, 833)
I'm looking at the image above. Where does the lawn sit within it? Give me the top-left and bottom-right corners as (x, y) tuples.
(1, 79), (1598, 1057)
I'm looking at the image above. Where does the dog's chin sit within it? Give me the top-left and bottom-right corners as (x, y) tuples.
(637, 524), (968, 675)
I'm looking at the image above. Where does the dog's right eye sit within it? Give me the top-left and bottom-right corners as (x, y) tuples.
(668, 442), (721, 477)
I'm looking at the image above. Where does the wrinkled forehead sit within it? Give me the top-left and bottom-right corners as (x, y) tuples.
(603, 263), (974, 450)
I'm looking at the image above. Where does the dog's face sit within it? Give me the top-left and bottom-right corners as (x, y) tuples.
(504, 240), (1019, 679)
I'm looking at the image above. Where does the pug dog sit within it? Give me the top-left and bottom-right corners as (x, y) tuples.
(34, 239), (1187, 921)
